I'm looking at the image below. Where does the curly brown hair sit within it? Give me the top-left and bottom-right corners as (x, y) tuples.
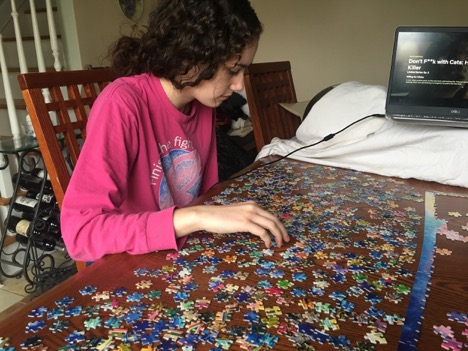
(109, 0), (263, 89)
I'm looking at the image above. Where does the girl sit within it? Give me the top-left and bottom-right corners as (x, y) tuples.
(61, 0), (289, 261)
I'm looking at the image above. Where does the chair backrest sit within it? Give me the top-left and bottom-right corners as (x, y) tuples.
(243, 61), (302, 151)
(17, 68), (116, 208)
(18, 69), (116, 272)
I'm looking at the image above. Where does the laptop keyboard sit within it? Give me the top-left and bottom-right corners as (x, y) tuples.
(394, 114), (468, 122)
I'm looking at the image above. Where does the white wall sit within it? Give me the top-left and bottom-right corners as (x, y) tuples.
(58, 0), (156, 70)
(60, 0), (468, 101)
(250, 0), (468, 101)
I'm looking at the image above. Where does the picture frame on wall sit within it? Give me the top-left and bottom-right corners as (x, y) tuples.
(119, 0), (144, 22)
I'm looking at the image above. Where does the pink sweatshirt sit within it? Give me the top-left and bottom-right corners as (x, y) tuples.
(61, 73), (218, 261)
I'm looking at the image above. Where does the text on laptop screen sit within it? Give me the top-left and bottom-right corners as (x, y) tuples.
(386, 27), (468, 121)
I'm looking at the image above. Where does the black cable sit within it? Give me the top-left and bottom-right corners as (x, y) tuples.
(217, 113), (386, 185)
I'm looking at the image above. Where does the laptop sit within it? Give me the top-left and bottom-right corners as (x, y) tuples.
(385, 26), (468, 128)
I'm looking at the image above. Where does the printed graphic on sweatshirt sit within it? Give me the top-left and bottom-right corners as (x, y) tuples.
(157, 148), (202, 209)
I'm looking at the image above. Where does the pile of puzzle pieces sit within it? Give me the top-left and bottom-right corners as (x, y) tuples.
(1, 160), (467, 350)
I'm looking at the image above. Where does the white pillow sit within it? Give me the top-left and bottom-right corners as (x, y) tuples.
(296, 81), (390, 144)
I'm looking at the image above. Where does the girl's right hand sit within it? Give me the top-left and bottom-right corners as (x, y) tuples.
(174, 201), (290, 248)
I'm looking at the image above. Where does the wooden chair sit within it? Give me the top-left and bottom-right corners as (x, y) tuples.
(17, 68), (117, 271)
(243, 61), (302, 151)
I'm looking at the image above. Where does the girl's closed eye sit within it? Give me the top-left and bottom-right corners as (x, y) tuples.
(229, 68), (243, 76)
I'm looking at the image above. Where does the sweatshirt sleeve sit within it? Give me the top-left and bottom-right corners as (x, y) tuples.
(60, 88), (186, 262)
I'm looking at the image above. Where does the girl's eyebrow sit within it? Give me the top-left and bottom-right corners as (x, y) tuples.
(230, 54), (248, 69)
(227, 54), (250, 70)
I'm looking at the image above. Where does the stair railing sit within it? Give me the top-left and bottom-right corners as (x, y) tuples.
(0, 0), (60, 199)
(45, 0), (61, 72)
(11, 0), (28, 74)
(0, 33), (21, 138)
(29, 0), (46, 74)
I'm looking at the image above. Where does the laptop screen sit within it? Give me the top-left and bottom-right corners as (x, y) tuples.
(386, 26), (468, 127)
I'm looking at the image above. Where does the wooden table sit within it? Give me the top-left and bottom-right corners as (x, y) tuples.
(1, 157), (467, 350)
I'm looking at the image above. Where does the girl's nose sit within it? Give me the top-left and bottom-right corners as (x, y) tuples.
(231, 74), (245, 92)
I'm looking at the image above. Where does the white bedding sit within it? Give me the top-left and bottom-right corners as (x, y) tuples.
(256, 81), (468, 188)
